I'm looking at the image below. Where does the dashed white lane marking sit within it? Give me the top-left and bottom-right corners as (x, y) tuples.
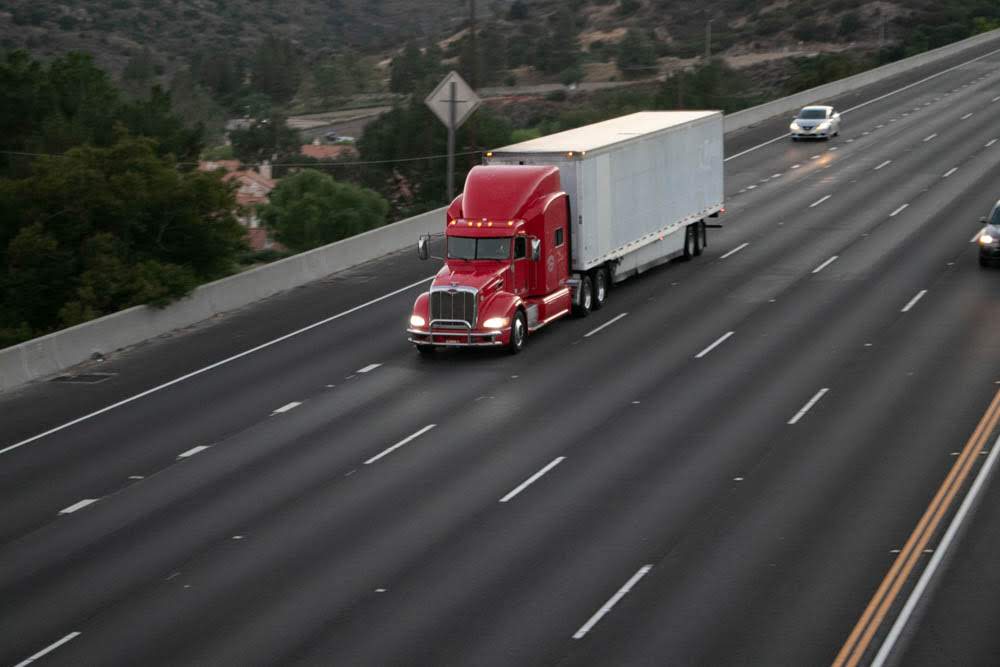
(59, 499), (98, 515)
(272, 401), (301, 415)
(720, 243), (749, 259)
(357, 363), (382, 374)
(987, 139), (998, 147)
(901, 290), (928, 313)
(923, 133), (937, 142)
(788, 388), (830, 425)
(890, 204), (909, 217)
(812, 256), (839, 274)
(695, 331), (735, 359)
(178, 445), (209, 458)
(13, 632), (82, 667)
(0, 275), (438, 457)
(746, 184), (757, 190)
(942, 167), (958, 178)
(364, 424), (436, 464)
(499, 457), (565, 503)
(811, 155), (820, 160)
(829, 146), (839, 151)
(584, 313), (629, 338)
(872, 433), (1000, 667)
(874, 160), (892, 170)
(810, 195), (832, 208)
(573, 565), (653, 639)
(772, 173), (782, 178)
(993, 96), (1000, 102)
(961, 112), (974, 120)
(791, 164), (801, 169)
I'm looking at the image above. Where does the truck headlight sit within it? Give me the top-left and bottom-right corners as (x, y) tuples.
(410, 315), (426, 327)
(482, 317), (509, 329)
(980, 234), (995, 245)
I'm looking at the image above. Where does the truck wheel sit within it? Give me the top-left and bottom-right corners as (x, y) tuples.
(416, 344), (435, 356)
(508, 311), (527, 354)
(592, 269), (608, 310)
(574, 275), (593, 317)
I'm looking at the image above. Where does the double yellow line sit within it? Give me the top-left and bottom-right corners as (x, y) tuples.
(833, 387), (1000, 667)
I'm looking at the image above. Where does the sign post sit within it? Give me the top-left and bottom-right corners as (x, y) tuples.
(425, 71), (481, 202)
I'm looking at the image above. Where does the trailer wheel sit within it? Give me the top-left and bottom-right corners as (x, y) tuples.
(592, 269), (608, 310)
(574, 275), (593, 317)
(693, 221), (704, 256)
(508, 310), (527, 354)
(682, 225), (696, 260)
(699, 220), (708, 251)
(416, 344), (435, 356)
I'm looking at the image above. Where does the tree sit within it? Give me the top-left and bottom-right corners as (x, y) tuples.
(0, 137), (244, 340)
(617, 29), (657, 78)
(229, 116), (301, 164)
(259, 170), (389, 251)
(390, 42), (427, 94)
(251, 35), (302, 104)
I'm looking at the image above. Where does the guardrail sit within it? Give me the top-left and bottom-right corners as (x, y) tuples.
(3, 27), (999, 392)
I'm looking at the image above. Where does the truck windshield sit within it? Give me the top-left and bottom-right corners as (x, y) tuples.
(448, 237), (512, 260)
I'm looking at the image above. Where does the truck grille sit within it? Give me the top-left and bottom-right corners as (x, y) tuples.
(430, 289), (477, 327)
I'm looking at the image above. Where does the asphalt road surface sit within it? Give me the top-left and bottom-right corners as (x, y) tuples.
(3, 39), (1000, 666)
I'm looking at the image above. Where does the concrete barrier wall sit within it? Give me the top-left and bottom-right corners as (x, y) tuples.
(4, 28), (1000, 392)
(0, 207), (445, 392)
(725, 29), (1000, 133)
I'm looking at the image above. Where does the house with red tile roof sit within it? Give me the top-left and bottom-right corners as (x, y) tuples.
(199, 161), (283, 251)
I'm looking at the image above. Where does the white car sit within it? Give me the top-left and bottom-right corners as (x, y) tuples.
(790, 105), (841, 140)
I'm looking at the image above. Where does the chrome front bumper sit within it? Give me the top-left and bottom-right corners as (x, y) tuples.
(407, 319), (505, 347)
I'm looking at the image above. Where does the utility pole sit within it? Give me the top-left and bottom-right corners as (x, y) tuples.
(468, 0), (478, 88)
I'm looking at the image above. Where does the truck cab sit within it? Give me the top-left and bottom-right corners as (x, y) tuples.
(407, 165), (574, 354)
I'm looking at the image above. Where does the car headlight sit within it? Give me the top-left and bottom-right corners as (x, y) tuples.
(980, 234), (995, 245)
(482, 316), (509, 329)
(817, 121), (831, 131)
(790, 122), (801, 131)
(410, 315), (426, 327)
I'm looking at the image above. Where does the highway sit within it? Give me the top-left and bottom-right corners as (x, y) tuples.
(3, 39), (1000, 666)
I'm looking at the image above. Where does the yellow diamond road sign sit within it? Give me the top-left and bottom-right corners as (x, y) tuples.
(425, 70), (481, 129)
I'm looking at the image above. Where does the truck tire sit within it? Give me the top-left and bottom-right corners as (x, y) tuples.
(693, 220), (704, 256)
(682, 224), (696, 260)
(574, 275), (593, 317)
(508, 310), (527, 354)
(592, 268), (608, 310)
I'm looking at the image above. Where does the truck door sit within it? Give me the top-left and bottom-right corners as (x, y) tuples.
(512, 235), (529, 295)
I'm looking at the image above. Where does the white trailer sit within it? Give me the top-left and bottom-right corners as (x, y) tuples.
(485, 111), (724, 284)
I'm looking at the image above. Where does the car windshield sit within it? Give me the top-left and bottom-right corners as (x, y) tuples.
(448, 236), (512, 260)
(991, 207), (1000, 226)
(799, 108), (828, 120)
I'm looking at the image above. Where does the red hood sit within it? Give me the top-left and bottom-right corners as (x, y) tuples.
(433, 261), (508, 291)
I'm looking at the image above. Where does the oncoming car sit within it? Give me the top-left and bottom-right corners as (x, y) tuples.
(977, 199), (1000, 267)
(790, 105), (841, 140)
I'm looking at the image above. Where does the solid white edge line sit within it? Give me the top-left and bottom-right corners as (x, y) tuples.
(812, 256), (839, 274)
(272, 401), (301, 414)
(788, 388), (830, 425)
(872, 432), (1000, 667)
(901, 289), (928, 313)
(942, 167), (958, 178)
(810, 194), (832, 208)
(720, 243), (749, 259)
(875, 160), (892, 170)
(573, 565), (653, 639)
(695, 331), (735, 359)
(178, 445), (209, 458)
(890, 204), (909, 217)
(723, 45), (1000, 164)
(13, 632), (82, 667)
(357, 363), (382, 374)
(59, 499), (98, 515)
(499, 457), (565, 503)
(0, 275), (437, 458)
(584, 312), (628, 338)
(364, 424), (436, 465)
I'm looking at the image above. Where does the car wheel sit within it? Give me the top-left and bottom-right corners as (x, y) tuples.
(980, 256), (990, 268)
(508, 310), (527, 354)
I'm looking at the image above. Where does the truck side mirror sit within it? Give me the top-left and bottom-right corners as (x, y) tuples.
(530, 238), (541, 261)
(417, 236), (429, 260)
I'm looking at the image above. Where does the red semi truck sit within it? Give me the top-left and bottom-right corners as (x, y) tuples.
(407, 111), (724, 354)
